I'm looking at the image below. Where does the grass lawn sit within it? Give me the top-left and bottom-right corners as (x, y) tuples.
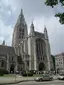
(0, 74), (42, 78)
(0, 74), (15, 77)
(33, 74), (42, 77)
(23, 74), (42, 77)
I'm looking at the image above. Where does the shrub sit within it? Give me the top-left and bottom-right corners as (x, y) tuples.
(27, 71), (33, 76)
(0, 69), (4, 76)
(30, 70), (37, 74)
(0, 72), (4, 76)
(22, 70), (33, 76)
(22, 71), (27, 76)
(0, 68), (9, 76)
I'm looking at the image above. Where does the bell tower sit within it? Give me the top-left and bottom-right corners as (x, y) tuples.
(30, 21), (34, 36)
(12, 9), (28, 54)
(44, 26), (48, 40)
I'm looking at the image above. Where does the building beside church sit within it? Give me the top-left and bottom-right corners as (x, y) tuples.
(0, 42), (17, 73)
(55, 52), (64, 73)
(12, 9), (53, 71)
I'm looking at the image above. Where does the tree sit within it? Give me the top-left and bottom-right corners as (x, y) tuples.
(51, 55), (55, 70)
(45, 0), (64, 24)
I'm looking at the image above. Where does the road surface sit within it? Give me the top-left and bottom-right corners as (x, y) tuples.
(9, 80), (64, 85)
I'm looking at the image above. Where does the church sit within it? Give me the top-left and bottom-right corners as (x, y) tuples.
(0, 9), (53, 73)
(12, 9), (53, 72)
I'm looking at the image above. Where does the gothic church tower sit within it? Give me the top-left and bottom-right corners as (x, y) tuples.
(12, 9), (28, 55)
(12, 9), (52, 71)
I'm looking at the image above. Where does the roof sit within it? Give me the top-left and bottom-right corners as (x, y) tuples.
(0, 45), (16, 56)
(55, 52), (64, 57)
(34, 31), (44, 38)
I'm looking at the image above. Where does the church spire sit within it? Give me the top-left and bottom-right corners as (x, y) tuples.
(44, 26), (48, 40)
(20, 9), (23, 15)
(16, 9), (26, 26)
(30, 21), (34, 30)
(2, 40), (5, 46)
(19, 9), (24, 20)
(12, 9), (28, 48)
(30, 21), (34, 36)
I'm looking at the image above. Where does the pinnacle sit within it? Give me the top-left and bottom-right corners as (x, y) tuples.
(44, 25), (47, 32)
(18, 9), (26, 25)
(20, 9), (23, 15)
(30, 21), (34, 28)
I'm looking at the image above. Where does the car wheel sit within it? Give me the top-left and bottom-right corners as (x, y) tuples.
(50, 78), (53, 81)
(39, 79), (42, 81)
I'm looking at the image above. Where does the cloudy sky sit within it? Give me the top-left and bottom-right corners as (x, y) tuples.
(0, 0), (64, 55)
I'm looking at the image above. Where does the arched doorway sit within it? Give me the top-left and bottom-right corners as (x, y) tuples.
(10, 64), (14, 73)
(1, 60), (4, 67)
(1, 60), (6, 69)
(39, 62), (45, 71)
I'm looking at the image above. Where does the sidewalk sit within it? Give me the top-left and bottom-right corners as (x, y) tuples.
(0, 75), (58, 84)
(0, 75), (35, 84)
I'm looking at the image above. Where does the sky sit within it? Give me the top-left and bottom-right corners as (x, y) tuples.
(0, 0), (64, 55)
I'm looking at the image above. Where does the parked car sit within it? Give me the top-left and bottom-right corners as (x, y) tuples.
(58, 74), (64, 80)
(34, 74), (53, 81)
(15, 71), (20, 74)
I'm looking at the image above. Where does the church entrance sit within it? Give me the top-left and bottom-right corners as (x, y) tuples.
(10, 64), (14, 73)
(39, 62), (45, 71)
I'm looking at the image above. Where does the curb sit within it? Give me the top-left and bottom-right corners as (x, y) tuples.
(0, 76), (58, 84)
(0, 79), (35, 85)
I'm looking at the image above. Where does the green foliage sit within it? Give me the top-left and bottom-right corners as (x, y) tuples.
(27, 71), (33, 76)
(45, 0), (64, 24)
(22, 71), (27, 76)
(30, 70), (37, 74)
(51, 55), (55, 70)
(45, 0), (64, 7)
(22, 71), (33, 76)
(60, 0), (64, 6)
(55, 13), (64, 24)
(0, 72), (4, 76)
(45, 0), (58, 8)
(0, 68), (9, 76)
(0, 69), (4, 76)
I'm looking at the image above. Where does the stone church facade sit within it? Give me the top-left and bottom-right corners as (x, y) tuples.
(12, 9), (53, 71)
(0, 9), (53, 73)
(0, 43), (17, 73)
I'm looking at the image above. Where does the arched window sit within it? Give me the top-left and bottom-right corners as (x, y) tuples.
(1, 61), (4, 67)
(39, 62), (45, 71)
(18, 28), (24, 39)
(19, 28), (22, 31)
(12, 57), (13, 61)
(36, 38), (45, 59)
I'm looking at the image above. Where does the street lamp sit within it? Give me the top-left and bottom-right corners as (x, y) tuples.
(15, 73), (16, 82)
(56, 65), (59, 74)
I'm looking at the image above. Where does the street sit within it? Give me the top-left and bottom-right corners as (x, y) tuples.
(9, 80), (64, 85)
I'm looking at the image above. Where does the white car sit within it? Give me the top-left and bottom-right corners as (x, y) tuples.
(58, 74), (64, 80)
(34, 74), (53, 81)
